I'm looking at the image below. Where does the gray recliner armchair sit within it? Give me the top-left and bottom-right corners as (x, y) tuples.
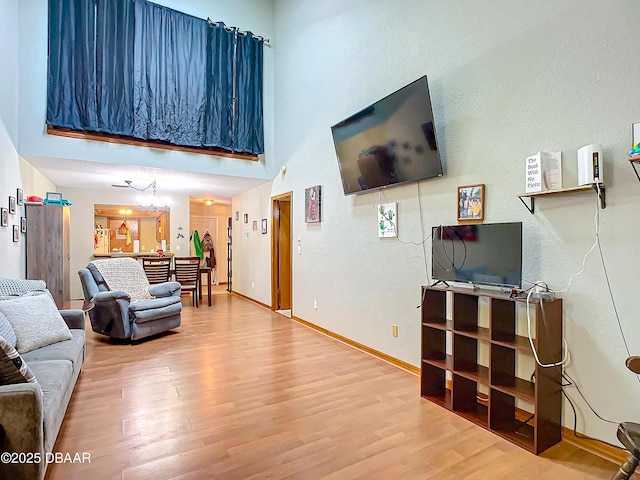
(78, 258), (182, 341)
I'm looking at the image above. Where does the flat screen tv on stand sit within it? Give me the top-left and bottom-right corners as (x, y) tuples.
(331, 76), (444, 195)
(431, 222), (523, 290)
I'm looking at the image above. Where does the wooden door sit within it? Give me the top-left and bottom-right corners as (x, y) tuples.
(271, 194), (292, 310)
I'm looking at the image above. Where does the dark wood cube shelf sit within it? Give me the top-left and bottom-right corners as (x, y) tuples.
(420, 285), (562, 455)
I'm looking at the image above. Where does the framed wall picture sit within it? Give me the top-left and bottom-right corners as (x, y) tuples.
(243, 213), (248, 224)
(457, 184), (485, 222)
(16, 188), (23, 206)
(305, 185), (321, 223)
(13, 225), (19, 242)
(252, 220), (258, 231)
(235, 211), (239, 221)
(261, 218), (267, 234)
(8, 196), (16, 214)
(21, 216), (27, 233)
(0, 207), (7, 227)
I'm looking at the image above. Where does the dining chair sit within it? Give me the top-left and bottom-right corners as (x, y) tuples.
(174, 257), (200, 307)
(141, 256), (172, 284)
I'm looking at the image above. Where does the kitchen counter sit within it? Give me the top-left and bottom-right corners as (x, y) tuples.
(93, 252), (162, 258)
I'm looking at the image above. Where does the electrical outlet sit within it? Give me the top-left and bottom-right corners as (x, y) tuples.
(251, 282), (255, 288)
(176, 245), (181, 251)
(392, 325), (398, 337)
(313, 300), (318, 310)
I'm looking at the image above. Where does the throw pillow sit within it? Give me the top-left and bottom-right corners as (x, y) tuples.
(0, 312), (17, 349)
(0, 335), (38, 385)
(0, 294), (72, 354)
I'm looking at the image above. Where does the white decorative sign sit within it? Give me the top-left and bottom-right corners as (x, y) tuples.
(526, 151), (562, 193)
(378, 203), (397, 238)
(525, 154), (542, 193)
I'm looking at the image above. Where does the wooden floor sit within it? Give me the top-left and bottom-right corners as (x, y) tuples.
(47, 288), (621, 480)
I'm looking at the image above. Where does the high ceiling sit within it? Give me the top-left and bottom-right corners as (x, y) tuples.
(24, 155), (270, 206)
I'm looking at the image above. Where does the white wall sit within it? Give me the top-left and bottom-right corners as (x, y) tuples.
(243, 0), (638, 445)
(0, 0), (56, 278)
(231, 181), (273, 304)
(17, 0), (278, 181)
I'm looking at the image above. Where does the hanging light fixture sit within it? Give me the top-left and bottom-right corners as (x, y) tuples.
(111, 179), (171, 211)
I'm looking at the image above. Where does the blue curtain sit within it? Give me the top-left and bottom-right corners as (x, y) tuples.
(47, 0), (97, 131)
(132, 0), (209, 146)
(234, 32), (264, 155)
(204, 22), (234, 150)
(96, 0), (134, 135)
(47, 0), (264, 155)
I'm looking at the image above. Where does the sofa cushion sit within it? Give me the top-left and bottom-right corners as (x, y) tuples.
(0, 335), (38, 385)
(28, 360), (73, 453)
(21, 330), (85, 366)
(0, 294), (72, 354)
(0, 278), (47, 296)
(129, 296), (182, 324)
(0, 312), (17, 348)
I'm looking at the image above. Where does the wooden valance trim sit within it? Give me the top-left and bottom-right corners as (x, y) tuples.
(46, 125), (259, 161)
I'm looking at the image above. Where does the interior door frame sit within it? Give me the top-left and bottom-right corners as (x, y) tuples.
(271, 192), (292, 311)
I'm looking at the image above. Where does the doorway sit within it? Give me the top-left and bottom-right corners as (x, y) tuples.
(271, 193), (292, 313)
(189, 215), (218, 285)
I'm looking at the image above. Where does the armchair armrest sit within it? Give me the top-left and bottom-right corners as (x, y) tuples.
(149, 281), (181, 298)
(93, 290), (131, 302)
(0, 383), (44, 480)
(59, 309), (85, 330)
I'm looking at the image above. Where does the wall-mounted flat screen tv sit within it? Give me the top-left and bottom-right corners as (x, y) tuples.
(331, 76), (443, 195)
(432, 222), (523, 289)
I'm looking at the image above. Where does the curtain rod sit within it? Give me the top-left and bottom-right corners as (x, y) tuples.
(207, 18), (270, 45)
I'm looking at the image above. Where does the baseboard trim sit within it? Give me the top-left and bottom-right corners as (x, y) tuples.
(291, 315), (420, 376)
(231, 291), (271, 310)
(561, 427), (626, 464)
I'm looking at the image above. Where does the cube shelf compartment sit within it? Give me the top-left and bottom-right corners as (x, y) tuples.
(420, 285), (563, 454)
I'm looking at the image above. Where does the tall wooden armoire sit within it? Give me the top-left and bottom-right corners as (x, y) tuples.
(26, 204), (71, 309)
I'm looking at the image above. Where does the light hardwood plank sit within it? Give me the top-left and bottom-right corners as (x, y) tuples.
(47, 288), (621, 479)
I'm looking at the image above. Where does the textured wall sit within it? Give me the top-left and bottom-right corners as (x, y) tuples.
(262, 0), (640, 444)
(0, 0), (24, 277)
(231, 181), (274, 304)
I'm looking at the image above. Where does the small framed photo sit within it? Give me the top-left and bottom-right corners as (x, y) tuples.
(45, 192), (63, 202)
(21, 217), (26, 233)
(305, 185), (321, 223)
(235, 211), (239, 221)
(243, 213), (248, 224)
(457, 184), (485, 222)
(8, 196), (16, 214)
(16, 188), (23, 206)
(252, 220), (258, 231)
(0, 208), (7, 227)
(261, 218), (267, 234)
(13, 225), (19, 242)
